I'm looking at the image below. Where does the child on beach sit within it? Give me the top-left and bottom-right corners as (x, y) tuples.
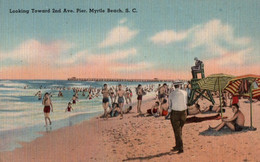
(65, 102), (73, 112)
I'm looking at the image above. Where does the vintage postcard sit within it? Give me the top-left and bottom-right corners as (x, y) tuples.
(0, 0), (259, 161)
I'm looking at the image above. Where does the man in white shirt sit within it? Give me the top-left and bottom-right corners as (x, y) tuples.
(168, 83), (188, 154)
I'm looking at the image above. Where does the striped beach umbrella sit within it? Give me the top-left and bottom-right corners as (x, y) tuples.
(225, 74), (260, 130)
(198, 73), (235, 117)
(225, 75), (260, 98)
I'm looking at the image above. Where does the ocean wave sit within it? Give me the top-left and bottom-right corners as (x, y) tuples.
(0, 96), (21, 101)
(0, 82), (27, 88)
(28, 81), (48, 84)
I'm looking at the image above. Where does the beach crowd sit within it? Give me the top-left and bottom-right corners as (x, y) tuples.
(31, 79), (255, 154)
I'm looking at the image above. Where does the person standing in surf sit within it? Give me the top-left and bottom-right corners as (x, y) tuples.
(116, 84), (125, 119)
(42, 93), (53, 126)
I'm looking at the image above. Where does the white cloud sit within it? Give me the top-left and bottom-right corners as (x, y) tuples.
(217, 48), (253, 66)
(87, 48), (137, 63)
(60, 48), (137, 66)
(0, 39), (73, 65)
(99, 26), (138, 48)
(150, 30), (189, 45)
(61, 50), (89, 65)
(190, 19), (251, 49)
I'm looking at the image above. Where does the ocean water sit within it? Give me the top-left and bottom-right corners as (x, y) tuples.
(0, 80), (159, 152)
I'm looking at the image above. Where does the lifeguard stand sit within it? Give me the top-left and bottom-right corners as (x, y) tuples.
(188, 63), (215, 106)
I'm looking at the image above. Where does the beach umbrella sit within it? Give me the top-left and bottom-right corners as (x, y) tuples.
(197, 73), (235, 117)
(225, 74), (260, 130)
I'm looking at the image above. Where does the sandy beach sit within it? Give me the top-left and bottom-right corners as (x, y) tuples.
(1, 97), (260, 162)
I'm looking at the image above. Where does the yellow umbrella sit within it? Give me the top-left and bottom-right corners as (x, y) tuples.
(198, 73), (235, 117)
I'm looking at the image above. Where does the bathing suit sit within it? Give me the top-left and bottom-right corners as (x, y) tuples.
(43, 106), (51, 113)
(158, 94), (165, 99)
(67, 107), (71, 112)
(162, 110), (168, 116)
(137, 95), (142, 100)
(73, 100), (76, 104)
(234, 123), (243, 131)
(232, 96), (239, 105)
(102, 97), (109, 103)
(147, 108), (158, 114)
(118, 97), (124, 104)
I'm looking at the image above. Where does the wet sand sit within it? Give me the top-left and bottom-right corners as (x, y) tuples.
(1, 98), (260, 162)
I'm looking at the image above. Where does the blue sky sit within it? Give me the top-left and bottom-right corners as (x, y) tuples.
(0, 0), (259, 79)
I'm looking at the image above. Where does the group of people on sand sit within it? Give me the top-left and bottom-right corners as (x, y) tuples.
(165, 82), (246, 154)
(101, 83), (149, 119)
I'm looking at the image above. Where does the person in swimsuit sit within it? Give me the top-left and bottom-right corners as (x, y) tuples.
(160, 99), (169, 116)
(35, 91), (42, 100)
(136, 84), (144, 115)
(65, 102), (73, 112)
(146, 101), (159, 116)
(102, 84), (110, 119)
(71, 95), (77, 104)
(58, 91), (63, 97)
(209, 104), (245, 131)
(42, 93), (53, 126)
(125, 88), (132, 104)
(109, 88), (115, 103)
(116, 84), (125, 119)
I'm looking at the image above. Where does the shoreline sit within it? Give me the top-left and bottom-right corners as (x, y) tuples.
(0, 95), (153, 153)
(1, 98), (260, 161)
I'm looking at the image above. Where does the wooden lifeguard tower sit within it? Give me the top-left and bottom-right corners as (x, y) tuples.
(188, 63), (215, 106)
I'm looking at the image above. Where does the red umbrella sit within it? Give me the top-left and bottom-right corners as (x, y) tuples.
(225, 74), (260, 130)
(225, 74), (260, 98)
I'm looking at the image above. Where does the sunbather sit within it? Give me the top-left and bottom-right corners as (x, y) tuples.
(209, 104), (245, 131)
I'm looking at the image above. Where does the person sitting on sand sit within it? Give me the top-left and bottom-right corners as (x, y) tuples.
(201, 104), (225, 113)
(146, 101), (160, 117)
(186, 103), (202, 115)
(65, 102), (73, 112)
(209, 104), (245, 131)
(160, 99), (169, 116)
(109, 103), (133, 117)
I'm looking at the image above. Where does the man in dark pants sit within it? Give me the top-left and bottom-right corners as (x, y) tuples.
(169, 83), (188, 154)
